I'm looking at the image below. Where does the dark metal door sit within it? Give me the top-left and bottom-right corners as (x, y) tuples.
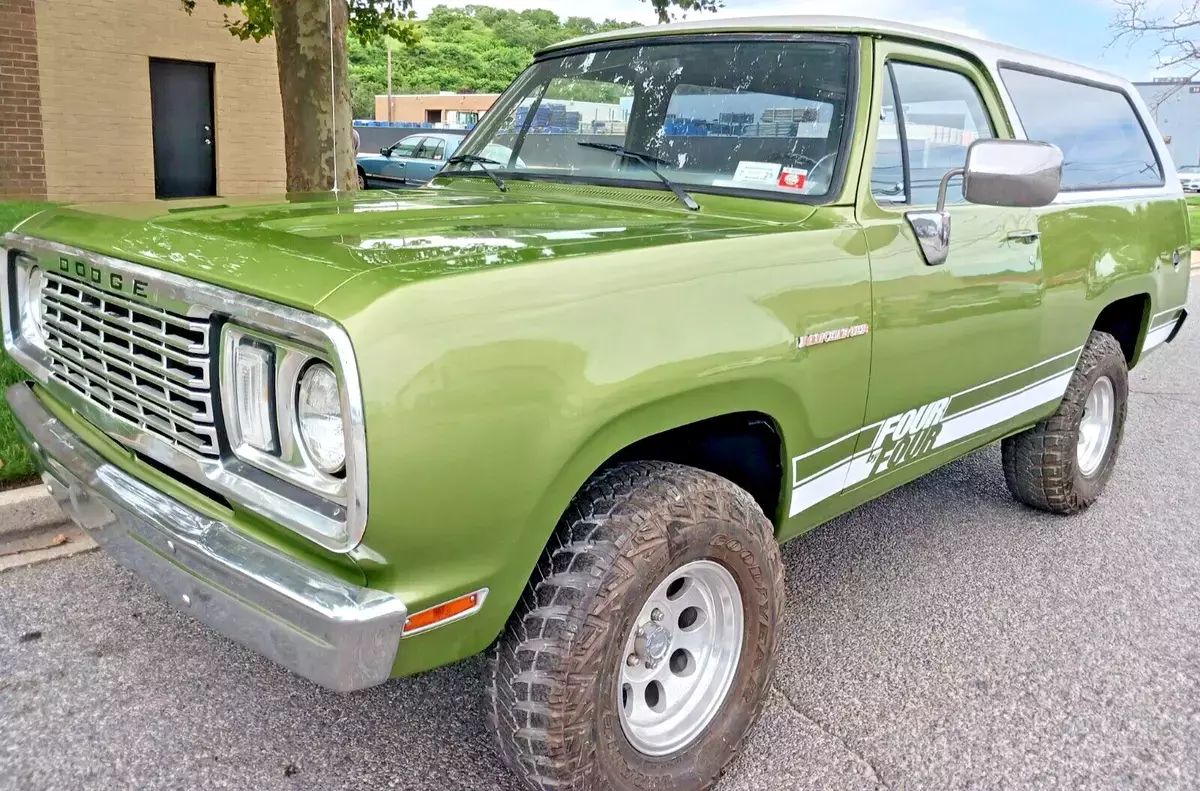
(149, 59), (216, 199)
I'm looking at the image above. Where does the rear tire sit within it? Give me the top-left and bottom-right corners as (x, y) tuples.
(488, 461), (785, 791)
(357, 167), (367, 190)
(1002, 330), (1128, 514)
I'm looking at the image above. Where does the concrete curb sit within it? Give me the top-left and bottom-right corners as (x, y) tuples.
(0, 482), (96, 572)
(0, 526), (97, 572)
(0, 482), (67, 537)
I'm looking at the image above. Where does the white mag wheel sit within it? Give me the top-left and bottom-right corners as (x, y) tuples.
(1077, 375), (1116, 477)
(617, 559), (744, 756)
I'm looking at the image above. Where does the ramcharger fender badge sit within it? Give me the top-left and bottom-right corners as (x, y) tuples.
(797, 323), (870, 349)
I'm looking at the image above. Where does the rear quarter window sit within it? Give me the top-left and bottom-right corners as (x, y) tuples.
(999, 67), (1163, 191)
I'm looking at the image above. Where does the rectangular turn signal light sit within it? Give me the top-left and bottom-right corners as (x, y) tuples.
(402, 588), (488, 636)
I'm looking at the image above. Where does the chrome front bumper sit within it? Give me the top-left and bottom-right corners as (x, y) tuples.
(7, 383), (406, 692)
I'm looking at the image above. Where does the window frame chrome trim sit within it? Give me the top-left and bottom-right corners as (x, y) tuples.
(1, 233), (369, 554)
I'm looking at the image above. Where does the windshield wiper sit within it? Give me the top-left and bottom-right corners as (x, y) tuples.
(577, 142), (700, 211)
(445, 154), (508, 192)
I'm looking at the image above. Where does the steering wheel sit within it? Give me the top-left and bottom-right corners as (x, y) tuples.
(804, 153), (838, 195)
(768, 152), (818, 169)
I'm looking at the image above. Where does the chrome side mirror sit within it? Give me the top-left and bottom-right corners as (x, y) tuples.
(963, 139), (1064, 208)
(906, 139), (1064, 266)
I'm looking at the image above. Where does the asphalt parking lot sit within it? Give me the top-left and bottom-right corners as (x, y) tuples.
(2, 284), (1198, 791)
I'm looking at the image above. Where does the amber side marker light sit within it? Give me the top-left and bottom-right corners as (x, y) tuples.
(402, 588), (489, 636)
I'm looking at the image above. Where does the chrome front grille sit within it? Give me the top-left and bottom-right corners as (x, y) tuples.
(40, 271), (218, 457)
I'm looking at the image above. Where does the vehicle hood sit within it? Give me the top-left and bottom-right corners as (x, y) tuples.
(8, 182), (817, 312)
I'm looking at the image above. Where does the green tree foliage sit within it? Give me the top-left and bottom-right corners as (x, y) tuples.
(648, 0), (722, 21)
(348, 6), (641, 118)
(183, 0), (718, 43)
(182, 0), (419, 43)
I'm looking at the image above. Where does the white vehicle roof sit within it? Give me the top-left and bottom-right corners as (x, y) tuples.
(543, 15), (1128, 90)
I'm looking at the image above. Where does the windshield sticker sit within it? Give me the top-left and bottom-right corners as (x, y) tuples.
(731, 161), (782, 185)
(777, 168), (808, 191)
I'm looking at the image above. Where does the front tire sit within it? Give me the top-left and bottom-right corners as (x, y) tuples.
(488, 461), (785, 791)
(1002, 330), (1129, 514)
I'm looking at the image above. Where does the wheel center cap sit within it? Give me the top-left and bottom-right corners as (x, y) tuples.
(641, 622), (672, 664)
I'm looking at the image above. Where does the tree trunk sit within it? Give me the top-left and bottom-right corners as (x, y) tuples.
(270, 0), (355, 192)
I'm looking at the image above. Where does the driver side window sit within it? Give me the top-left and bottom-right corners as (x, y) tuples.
(415, 138), (445, 160)
(391, 137), (422, 158)
(870, 61), (995, 207)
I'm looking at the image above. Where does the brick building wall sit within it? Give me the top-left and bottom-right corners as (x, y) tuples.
(32, 0), (286, 202)
(374, 93), (499, 124)
(0, 0), (48, 200)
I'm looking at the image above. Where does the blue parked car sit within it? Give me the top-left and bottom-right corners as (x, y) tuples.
(356, 131), (468, 190)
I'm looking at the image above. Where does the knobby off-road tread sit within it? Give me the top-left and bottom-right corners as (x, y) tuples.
(487, 461), (785, 791)
(1002, 330), (1128, 514)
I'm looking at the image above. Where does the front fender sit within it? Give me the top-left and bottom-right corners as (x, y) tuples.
(338, 291), (800, 674)
(316, 206), (864, 676)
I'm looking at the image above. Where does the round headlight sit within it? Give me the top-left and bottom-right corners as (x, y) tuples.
(20, 266), (47, 349)
(297, 362), (346, 475)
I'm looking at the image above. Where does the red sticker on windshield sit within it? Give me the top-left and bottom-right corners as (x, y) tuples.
(778, 168), (808, 190)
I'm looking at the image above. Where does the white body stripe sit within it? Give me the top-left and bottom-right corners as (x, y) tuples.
(788, 353), (1081, 518)
(789, 458), (856, 516)
(951, 346), (1080, 400)
(933, 372), (1073, 449)
(1143, 319), (1179, 355)
(1152, 304), (1187, 319)
(791, 420), (883, 465)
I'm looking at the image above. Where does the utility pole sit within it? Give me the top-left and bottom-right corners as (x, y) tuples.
(387, 40), (394, 124)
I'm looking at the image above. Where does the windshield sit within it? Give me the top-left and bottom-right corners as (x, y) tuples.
(445, 37), (854, 201)
(1180, 166), (1200, 173)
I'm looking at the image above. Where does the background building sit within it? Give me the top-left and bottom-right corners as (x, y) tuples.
(374, 93), (499, 126)
(0, 0), (285, 203)
(1135, 79), (1200, 168)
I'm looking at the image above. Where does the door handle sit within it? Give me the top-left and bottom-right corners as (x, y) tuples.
(1006, 230), (1040, 244)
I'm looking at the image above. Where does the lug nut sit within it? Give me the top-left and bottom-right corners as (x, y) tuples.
(626, 653), (639, 667)
(651, 609), (664, 622)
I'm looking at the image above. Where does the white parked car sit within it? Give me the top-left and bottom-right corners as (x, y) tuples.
(1178, 165), (1200, 192)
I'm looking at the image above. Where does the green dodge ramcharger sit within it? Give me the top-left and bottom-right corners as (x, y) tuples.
(2, 16), (1191, 791)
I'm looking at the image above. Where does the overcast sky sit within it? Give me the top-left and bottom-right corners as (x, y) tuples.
(425, 0), (1178, 81)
